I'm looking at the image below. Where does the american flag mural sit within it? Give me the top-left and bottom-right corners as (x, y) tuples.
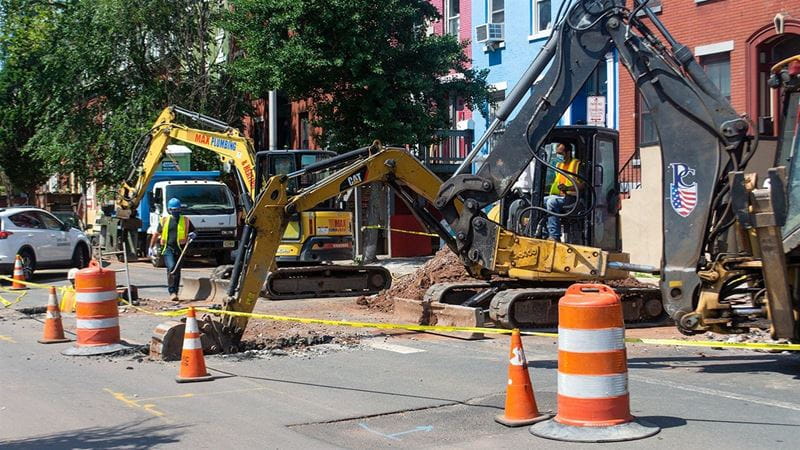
(669, 163), (697, 218)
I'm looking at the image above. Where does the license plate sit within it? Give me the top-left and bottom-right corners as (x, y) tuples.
(223, 240), (235, 248)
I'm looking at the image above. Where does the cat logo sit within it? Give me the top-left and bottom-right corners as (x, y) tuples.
(347, 172), (363, 187)
(339, 167), (368, 191)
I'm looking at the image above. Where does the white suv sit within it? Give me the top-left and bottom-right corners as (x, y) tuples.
(0, 207), (91, 279)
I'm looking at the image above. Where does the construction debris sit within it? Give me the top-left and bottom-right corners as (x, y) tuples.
(357, 248), (473, 312)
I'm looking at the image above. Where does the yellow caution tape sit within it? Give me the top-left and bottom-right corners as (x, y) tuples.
(361, 225), (440, 238)
(0, 287), (27, 308)
(7, 274), (796, 352)
(185, 307), (799, 352)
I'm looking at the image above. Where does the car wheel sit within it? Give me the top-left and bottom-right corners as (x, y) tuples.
(18, 248), (35, 280)
(72, 243), (90, 269)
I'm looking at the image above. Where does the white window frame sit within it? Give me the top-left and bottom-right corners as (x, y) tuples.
(489, 0), (504, 25)
(529, 0), (553, 41)
(445, 0), (460, 36)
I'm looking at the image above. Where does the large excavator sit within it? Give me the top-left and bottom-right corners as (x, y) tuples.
(107, 106), (391, 299)
(152, 0), (800, 356)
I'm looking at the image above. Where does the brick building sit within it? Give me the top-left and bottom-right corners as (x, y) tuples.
(619, 0), (800, 165)
(617, 0), (800, 266)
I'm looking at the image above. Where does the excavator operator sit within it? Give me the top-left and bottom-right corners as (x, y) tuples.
(544, 143), (582, 241)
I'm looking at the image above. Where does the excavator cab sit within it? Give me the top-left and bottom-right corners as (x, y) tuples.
(497, 126), (621, 251)
(254, 150), (354, 264)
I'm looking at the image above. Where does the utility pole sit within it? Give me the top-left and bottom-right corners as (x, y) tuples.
(268, 90), (278, 150)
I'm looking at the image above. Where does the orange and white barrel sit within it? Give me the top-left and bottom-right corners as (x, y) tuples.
(63, 260), (129, 356)
(530, 284), (659, 443)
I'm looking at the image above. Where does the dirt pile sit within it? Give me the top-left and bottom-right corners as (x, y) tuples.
(357, 248), (474, 312)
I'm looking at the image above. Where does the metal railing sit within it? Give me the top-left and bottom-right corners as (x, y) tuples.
(421, 129), (474, 167)
(618, 148), (642, 199)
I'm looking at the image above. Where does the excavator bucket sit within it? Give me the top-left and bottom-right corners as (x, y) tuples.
(393, 297), (485, 340)
(179, 275), (231, 303)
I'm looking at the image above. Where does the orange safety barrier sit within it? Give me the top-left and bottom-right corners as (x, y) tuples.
(530, 284), (660, 443)
(495, 329), (550, 427)
(38, 287), (70, 344)
(63, 260), (129, 356)
(176, 307), (213, 383)
(9, 255), (27, 290)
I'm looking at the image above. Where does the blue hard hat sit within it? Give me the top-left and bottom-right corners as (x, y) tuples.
(167, 198), (181, 209)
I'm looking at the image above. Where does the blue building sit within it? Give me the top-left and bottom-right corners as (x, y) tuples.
(470, 0), (619, 160)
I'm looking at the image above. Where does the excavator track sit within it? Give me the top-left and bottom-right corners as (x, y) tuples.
(423, 281), (666, 329)
(488, 286), (666, 329)
(265, 265), (392, 300)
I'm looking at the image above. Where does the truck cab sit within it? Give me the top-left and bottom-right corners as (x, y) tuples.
(144, 172), (238, 266)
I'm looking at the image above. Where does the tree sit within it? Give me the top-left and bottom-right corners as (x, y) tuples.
(223, 0), (490, 151)
(0, 0), (248, 199)
(224, 0), (491, 261)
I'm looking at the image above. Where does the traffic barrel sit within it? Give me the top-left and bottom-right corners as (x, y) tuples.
(176, 307), (213, 383)
(530, 284), (660, 442)
(38, 287), (70, 344)
(9, 254), (28, 290)
(63, 260), (129, 356)
(495, 328), (551, 426)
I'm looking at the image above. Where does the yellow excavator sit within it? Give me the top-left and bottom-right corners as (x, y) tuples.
(151, 1), (800, 356)
(108, 106), (390, 300)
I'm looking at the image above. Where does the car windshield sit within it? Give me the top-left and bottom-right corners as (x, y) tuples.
(166, 184), (235, 215)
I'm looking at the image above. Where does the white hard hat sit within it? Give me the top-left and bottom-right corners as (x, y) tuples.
(67, 268), (79, 281)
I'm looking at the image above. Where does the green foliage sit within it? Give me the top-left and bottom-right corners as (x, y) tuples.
(223, 0), (490, 152)
(0, 0), (247, 194)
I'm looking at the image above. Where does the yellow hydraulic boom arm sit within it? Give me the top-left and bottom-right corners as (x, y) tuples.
(117, 106), (257, 216)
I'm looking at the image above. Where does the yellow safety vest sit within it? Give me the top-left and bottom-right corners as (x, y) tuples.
(550, 158), (581, 195)
(160, 215), (190, 254)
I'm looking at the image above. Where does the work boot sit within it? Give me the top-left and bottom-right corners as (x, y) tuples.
(170, 293), (179, 302)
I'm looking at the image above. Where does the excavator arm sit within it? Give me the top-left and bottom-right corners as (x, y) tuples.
(116, 106), (257, 216)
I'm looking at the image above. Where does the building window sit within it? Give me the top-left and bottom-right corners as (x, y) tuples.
(639, 93), (658, 147)
(532, 0), (551, 35)
(700, 52), (731, 101)
(445, 0), (460, 36)
(490, 0), (504, 24)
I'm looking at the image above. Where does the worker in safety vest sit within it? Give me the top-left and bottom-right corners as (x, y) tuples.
(543, 143), (583, 241)
(149, 197), (196, 301)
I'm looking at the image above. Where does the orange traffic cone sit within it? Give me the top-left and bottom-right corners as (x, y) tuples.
(9, 255), (27, 290)
(39, 287), (70, 344)
(176, 307), (213, 383)
(495, 329), (551, 427)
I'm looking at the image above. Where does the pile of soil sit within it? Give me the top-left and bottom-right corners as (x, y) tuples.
(357, 248), (475, 312)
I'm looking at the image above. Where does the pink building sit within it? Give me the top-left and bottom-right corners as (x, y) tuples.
(429, 0), (474, 125)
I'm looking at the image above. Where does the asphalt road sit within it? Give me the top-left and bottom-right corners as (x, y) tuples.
(1, 261), (800, 448)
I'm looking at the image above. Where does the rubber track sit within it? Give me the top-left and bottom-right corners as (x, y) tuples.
(265, 265), (392, 300)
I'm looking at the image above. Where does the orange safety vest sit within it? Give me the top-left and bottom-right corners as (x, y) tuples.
(160, 215), (190, 254)
(550, 158), (581, 195)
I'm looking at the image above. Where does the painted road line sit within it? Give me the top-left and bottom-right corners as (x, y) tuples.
(369, 340), (425, 354)
(104, 388), (167, 418)
(358, 423), (433, 441)
(629, 375), (800, 412)
(0, 334), (17, 343)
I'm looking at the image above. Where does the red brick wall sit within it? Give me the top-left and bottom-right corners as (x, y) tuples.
(618, 0), (800, 165)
